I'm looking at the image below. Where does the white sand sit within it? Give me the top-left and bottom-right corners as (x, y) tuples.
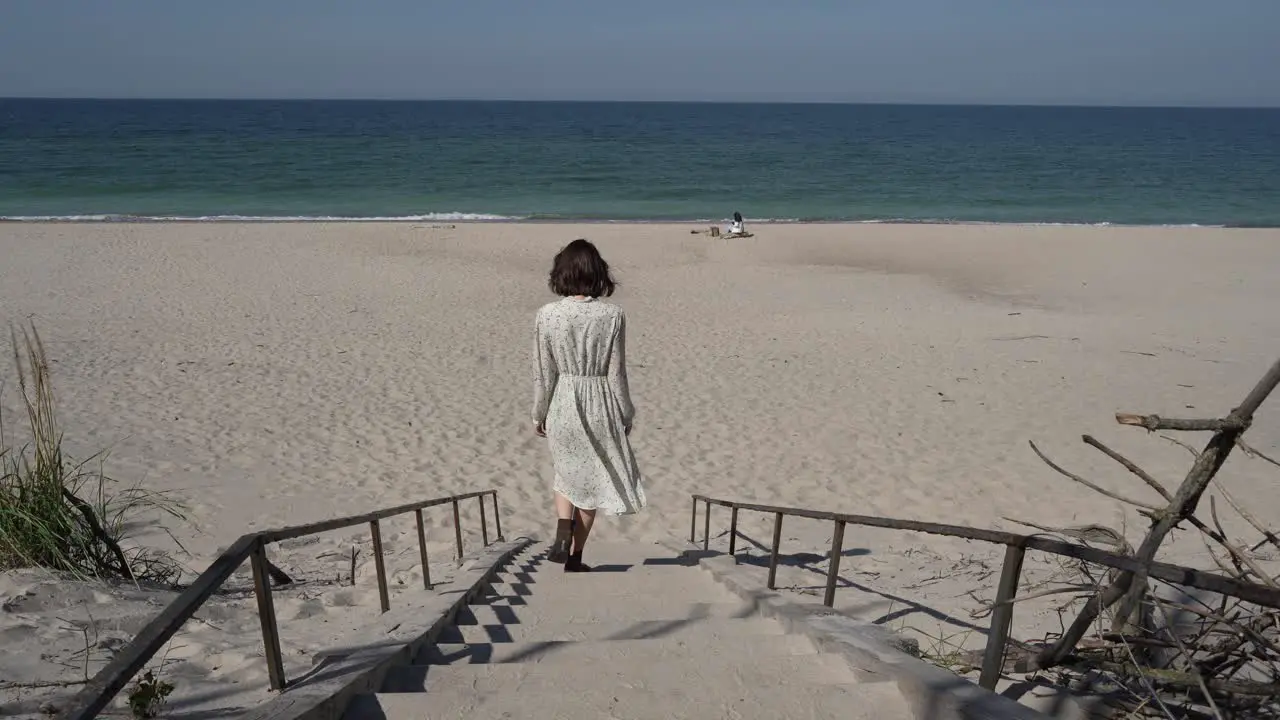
(2, 222), (1278, 715)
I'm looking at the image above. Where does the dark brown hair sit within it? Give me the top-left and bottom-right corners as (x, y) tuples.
(548, 239), (616, 297)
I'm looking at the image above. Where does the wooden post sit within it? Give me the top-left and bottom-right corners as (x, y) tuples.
(414, 509), (431, 590)
(703, 499), (712, 551)
(478, 495), (489, 546)
(370, 520), (390, 613)
(729, 507), (739, 556)
(710, 226), (720, 237)
(824, 520), (846, 608)
(690, 497), (697, 543)
(768, 512), (783, 590)
(491, 491), (504, 541)
(980, 544), (1026, 690)
(452, 499), (464, 561)
(250, 542), (286, 691)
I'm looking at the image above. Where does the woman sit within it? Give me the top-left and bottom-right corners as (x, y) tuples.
(532, 239), (646, 572)
(728, 211), (745, 236)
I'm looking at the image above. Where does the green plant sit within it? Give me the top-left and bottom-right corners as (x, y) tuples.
(127, 670), (174, 719)
(0, 322), (187, 583)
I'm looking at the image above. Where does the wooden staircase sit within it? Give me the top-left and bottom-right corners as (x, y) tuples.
(341, 541), (910, 720)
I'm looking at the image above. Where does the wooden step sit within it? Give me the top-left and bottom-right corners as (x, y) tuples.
(413, 632), (818, 666)
(472, 583), (742, 614)
(345, 679), (909, 720)
(456, 599), (757, 625)
(436, 614), (787, 644)
(381, 651), (856, 693)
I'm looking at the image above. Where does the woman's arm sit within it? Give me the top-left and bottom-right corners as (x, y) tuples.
(608, 311), (635, 430)
(532, 311), (558, 427)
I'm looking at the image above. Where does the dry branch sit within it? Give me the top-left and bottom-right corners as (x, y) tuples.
(1237, 439), (1280, 470)
(58, 488), (134, 581)
(0, 679), (87, 691)
(1082, 434), (1174, 502)
(1160, 434), (1203, 457)
(1032, 357), (1280, 671)
(1003, 517), (1132, 551)
(1116, 414), (1250, 433)
(1213, 480), (1280, 556)
(1155, 598), (1280, 657)
(1028, 440), (1162, 512)
(1208, 497), (1275, 587)
(1153, 599), (1223, 720)
(1083, 659), (1280, 698)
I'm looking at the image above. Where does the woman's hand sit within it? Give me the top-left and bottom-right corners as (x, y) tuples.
(535, 421), (546, 438)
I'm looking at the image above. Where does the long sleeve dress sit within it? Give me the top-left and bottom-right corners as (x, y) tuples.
(532, 297), (647, 516)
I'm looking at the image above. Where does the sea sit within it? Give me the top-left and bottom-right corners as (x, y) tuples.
(2, 99), (1278, 227)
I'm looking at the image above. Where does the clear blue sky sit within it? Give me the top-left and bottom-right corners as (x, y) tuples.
(2, 0), (1276, 106)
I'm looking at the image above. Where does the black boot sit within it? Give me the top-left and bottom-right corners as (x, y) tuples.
(564, 551), (591, 573)
(548, 519), (572, 564)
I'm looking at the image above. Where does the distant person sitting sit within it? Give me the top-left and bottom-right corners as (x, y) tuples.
(727, 212), (745, 236)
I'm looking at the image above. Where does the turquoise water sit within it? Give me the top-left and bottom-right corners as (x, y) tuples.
(2, 99), (1278, 226)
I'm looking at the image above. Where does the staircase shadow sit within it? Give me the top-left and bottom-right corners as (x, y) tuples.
(587, 564), (632, 572)
(142, 685), (254, 720)
(420, 600), (749, 672)
(287, 552), (547, 689)
(420, 548), (757, 670)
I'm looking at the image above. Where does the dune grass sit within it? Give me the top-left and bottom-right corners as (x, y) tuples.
(0, 322), (186, 584)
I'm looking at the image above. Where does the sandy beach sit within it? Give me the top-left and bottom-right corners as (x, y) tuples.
(2, 221), (1278, 715)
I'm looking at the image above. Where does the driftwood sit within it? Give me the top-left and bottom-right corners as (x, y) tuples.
(59, 488), (135, 581)
(1012, 358), (1280, 718)
(0, 679), (88, 691)
(1029, 357), (1280, 672)
(1116, 414), (1250, 433)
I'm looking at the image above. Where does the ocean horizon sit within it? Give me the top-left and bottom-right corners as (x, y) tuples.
(9, 97), (1280, 107)
(3, 99), (1279, 227)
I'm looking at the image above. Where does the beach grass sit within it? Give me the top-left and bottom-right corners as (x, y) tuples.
(0, 322), (186, 584)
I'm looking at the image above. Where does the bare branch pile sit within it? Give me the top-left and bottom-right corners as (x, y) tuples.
(1012, 358), (1280, 719)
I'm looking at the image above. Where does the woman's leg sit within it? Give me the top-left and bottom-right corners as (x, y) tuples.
(554, 493), (575, 520)
(566, 508), (597, 572)
(571, 508), (596, 551)
(549, 493), (576, 563)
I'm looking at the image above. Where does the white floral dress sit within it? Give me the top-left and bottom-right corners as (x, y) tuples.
(532, 297), (647, 516)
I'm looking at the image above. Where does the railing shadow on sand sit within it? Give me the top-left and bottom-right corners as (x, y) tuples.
(690, 494), (1280, 693)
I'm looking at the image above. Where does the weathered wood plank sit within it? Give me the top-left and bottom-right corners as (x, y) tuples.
(690, 494), (1280, 610)
(58, 488), (501, 720)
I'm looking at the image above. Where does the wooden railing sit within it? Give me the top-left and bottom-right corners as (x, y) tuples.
(690, 494), (1280, 691)
(60, 489), (504, 720)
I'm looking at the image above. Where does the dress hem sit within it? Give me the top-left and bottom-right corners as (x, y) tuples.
(553, 486), (646, 517)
